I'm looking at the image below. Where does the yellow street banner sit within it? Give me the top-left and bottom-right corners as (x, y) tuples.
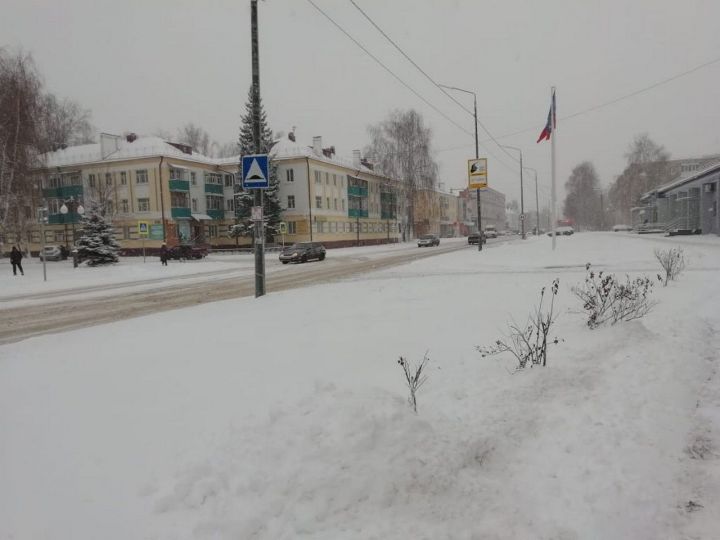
(468, 158), (488, 189)
(279, 222), (287, 234)
(138, 221), (150, 237)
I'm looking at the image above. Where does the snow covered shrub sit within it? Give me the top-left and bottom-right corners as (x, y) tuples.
(396, 353), (429, 413)
(76, 206), (120, 266)
(572, 264), (656, 329)
(655, 247), (685, 286)
(477, 279), (560, 370)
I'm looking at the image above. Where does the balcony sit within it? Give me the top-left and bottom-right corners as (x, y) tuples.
(348, 208), (368, 218)
(348, 186), (368, 197)
(204, 183), (223, 194)
(171, 207), (192, 219)
(207, 209), (224, 220)
(48, 212), (82, 225)
(169, 179), (190, 192)
(42, 185), (84, 199)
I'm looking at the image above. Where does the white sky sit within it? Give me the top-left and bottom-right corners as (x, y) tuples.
(3, 0), (720, 207)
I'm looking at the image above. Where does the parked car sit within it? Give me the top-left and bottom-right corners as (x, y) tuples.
(417, 234), (440, 247)
(547, 226), (575, 236)
(484, 226), (498, 239)
(612, 224), (633, 232)
(39, 245), (63, 261)
(166, 245), (208, 260)
(467, 232), (486, 245)
(279, 242), (326, 263)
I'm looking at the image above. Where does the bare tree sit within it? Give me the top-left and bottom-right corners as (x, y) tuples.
(0, 49), (43, 248)
(216, 141), (240, 158)
(176, 123), (212, 156)
(365, 109), (438, 240)
(38, 94), (95, 150)
(608, 134), (671, 222)
(563, 161), (601, 230)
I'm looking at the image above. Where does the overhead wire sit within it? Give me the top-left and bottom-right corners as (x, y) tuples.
(348, 0), (521, 168)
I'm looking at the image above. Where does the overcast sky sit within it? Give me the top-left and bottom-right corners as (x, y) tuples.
(3, 0), (720, 208)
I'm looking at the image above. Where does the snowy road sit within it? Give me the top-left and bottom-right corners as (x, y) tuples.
(0, 238), (504, 344)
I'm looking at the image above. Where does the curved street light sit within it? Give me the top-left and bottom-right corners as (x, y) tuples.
(59, 197), (85, 251)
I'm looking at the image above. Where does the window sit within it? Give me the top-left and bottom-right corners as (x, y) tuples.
(120, 199), (128, 213)
(224, 174), (233, 187)
(316, 196), (322, 209)
(208, 225), (218, 238)
(314, 171), (321, 184)
(226, 199), (234, 211)
(55, 231), (64, 242)
(136, 170), (148, 184)
(120, 172), (127, 185)
(137, 198), (150, 212)
(47, 199), (61, 214)
(105, 173), (112, 186)
(106, 201), (114, 216)
(342, 199), (345, 211)
(288, 195), (296, 209)
(191, 172), (197, 185)
(288, 222), (297, 234)
(334, 198), (338, 210)
(192, 198), (198, 212)
(88, 174), (96, 187)
(333, 174), (337, 186)
(325, 172), (329, 184)
(326, 197), (330, 209)
(286, 169), (295, 182)
(206, 195), (223, 210)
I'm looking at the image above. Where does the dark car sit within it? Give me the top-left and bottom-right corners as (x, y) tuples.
(167, 245), (208, 260)
(417, 234), (440, 247)
(279, 242), (326, 264)
(467, 232), (486, 245)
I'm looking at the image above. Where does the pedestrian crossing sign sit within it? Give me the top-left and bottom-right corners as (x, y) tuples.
(138, 221), (150, 237)
(242, 154), (270, 189)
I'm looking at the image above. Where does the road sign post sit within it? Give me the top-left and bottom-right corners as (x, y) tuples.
(243, 154), (270, 297)
(138, 221), (149, 263)
(468, 158), (488, 252)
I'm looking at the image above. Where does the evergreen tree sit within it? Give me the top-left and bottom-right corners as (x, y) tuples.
(233, 86), (282, 243)
(76, 204), (120, 266)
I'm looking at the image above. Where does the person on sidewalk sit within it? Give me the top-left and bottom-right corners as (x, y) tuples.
(160, 243), (168, 266)
(10, 246), (24, 276)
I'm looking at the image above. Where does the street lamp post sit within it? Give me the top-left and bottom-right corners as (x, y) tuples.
(59, 197), (85, 248)
(439, 84), (482, 251)
(523, 167), (540, 235)
(501, 145), (525, 239)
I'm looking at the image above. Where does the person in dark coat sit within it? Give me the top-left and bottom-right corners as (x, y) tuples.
(10, 246), (24, 276)
(160, 243), (168, 266)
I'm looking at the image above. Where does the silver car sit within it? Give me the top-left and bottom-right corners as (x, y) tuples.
(39, 245), (63, 261)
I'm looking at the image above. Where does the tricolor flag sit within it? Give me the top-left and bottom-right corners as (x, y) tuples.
(536, 89), (556, 143)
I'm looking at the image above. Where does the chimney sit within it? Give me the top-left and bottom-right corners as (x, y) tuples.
(353, 149), (362, 168)
(126, 133), (138, 143)
(312, 136), (322, 155)
(288, 130), (296, 142)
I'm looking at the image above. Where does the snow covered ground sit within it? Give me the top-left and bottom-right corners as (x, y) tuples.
(1, 233), (719, 539)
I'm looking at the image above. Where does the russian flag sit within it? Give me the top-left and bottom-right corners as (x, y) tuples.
(537, 90), (556, 143)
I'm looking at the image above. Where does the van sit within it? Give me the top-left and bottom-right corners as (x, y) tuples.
(484, 226), (498, 239)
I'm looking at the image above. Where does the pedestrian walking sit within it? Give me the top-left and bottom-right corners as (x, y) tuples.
(10, 246), (24, 276)
(160, 243), (168, 266)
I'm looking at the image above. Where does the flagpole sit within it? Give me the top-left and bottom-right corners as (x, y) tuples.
(550, 86), (557, 251)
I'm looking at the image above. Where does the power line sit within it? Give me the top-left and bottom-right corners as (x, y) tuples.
(304, 0), (473, 140)
(348, 0), (521, 168)
(480, 54), (720, 143)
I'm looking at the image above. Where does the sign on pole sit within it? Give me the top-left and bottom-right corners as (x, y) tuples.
(251, 206), (263, 221)
(242, 154), (270, 189)
(138, 221), (150, 237)
(468, 158), (488, 189)
(278, 222), (287, 234)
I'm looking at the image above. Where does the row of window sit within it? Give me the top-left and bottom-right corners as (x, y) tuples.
(311, 221), (398, 234)
(313, 196), (346, 211)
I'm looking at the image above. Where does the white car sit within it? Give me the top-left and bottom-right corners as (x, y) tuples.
(39, 245), (63, 261)
(612, 224), (633, 232)
(484, 227), (498, 239)
(547, 226), (574, 236)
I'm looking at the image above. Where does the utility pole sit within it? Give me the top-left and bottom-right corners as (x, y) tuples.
(501, 145), (525, 239)
(523, 167), (540, 235)
(439, 84), (482, 251)
(251, 0), (265, 297)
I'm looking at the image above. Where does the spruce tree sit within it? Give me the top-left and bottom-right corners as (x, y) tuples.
(233, 86), (282, 243)
(76, 204), (120, 266)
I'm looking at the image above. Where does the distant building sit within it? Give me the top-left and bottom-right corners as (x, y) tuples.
(458, 187), (506, 233)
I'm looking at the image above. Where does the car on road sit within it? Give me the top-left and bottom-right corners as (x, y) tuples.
(279, 242), (326, 263)
(547, 226), (575, 236)
(467, 232), (486, 245)
(39, 245), (63, 261)
(417, 234), (440, 247)
(612, 224), (633, 232)
(484, 226), (498, 239)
